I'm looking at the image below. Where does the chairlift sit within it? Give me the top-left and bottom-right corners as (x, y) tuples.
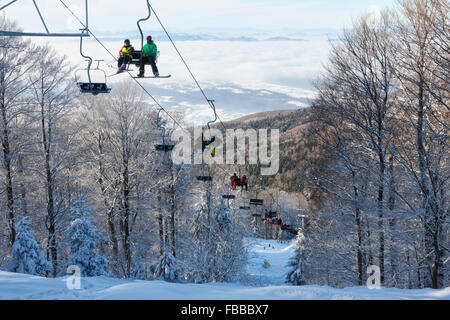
(250, 199), (264, 206)
(286, 228), (298, 235)
(129, 0), (170, 78)
(154, 109), (174, 152)
(222, 195), (236, 200)
(76, 29), (111, 95)
(197, 176), (212, 182)
(201, 100), (217, 151)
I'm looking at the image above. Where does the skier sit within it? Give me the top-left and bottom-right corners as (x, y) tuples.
(118, 39), (135, 72)
(230, 173), (239, 189)
(240, 175), (248, 191)
(137, 35), (159, 77)
(264, 209), (269, 221)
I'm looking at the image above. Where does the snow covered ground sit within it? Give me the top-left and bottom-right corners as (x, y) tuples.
(0, 238), (449, 300)
(246, 238), (296, 286)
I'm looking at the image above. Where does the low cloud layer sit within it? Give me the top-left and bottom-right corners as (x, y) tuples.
(32, 34), (332, 124)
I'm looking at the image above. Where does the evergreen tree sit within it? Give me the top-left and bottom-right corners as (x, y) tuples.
(154, 250), (183, 282)
(65, 197), (110, 277)
(214, 199), (247, 282)
(286, 230), (306, 285)
(8, 218), (51, 276)
(217, 200), (232, 234)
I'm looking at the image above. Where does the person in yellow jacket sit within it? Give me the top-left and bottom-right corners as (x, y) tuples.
(137, 35), (159, 77)
(118, 39), (135, 71)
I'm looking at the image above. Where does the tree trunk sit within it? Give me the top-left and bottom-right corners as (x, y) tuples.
(41, 102), (57, 277)
(170, 167), (176, 257)
(387, 152), (397, 287)
(1, 103), (15, 247)
(17, 155), (28, 216)
(122, 156), (131, 278)
(96, 135), (119, 261)
(158, 213), (164, 256)
(353, 171), (364, 286)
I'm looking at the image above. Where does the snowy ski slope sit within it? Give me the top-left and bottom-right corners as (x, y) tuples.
(0, 238), (448, 300)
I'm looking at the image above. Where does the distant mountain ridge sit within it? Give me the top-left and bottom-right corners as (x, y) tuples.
(96, 31), (306, 42)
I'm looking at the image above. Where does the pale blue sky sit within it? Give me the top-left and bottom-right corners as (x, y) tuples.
(2, 0), (398, 33)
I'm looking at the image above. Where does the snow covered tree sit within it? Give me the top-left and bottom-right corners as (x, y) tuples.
(0, 17), (37, 248)
(286, 229), (306, 285)
(153, 250), (183, 282)
(65, 196), (110, 277)
(28, 45), (79, 277)
(217, 200), (232, 234)
(8, 218), (51, 276)
(188, 199), (247, 283)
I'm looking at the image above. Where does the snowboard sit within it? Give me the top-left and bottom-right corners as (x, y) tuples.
(132, 75), (172, 79)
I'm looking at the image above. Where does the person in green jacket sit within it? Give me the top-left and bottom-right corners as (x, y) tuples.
(137, 35), (159, 77)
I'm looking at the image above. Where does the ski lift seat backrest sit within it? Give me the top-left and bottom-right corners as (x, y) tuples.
(155, 144), (174, 152)
(77, 82), (111, 95)
(197, 176), (212, 182)
(222, 195), (236, 200)
(250, 199), (264, 206)
(130, 50), (161, 66)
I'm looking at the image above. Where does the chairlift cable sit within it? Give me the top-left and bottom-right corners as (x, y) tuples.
(59, 0), (245, 192)
(147, 3), (227, 132)
(58, 0), (187, 134)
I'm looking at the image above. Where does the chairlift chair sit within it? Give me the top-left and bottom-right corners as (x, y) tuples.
(77, 82), (111, 95)
(76, 30), (111, 95)
(250, 199), (264, 206)
(197, 176), (212, 182)
(155, 144), (174, 152)
(201, 100), (218, 151)
(222, 195), (236, 200)
(131, 0), (170, 78)
(202, 133), (215, 152)
(154, 109), (174, 152)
